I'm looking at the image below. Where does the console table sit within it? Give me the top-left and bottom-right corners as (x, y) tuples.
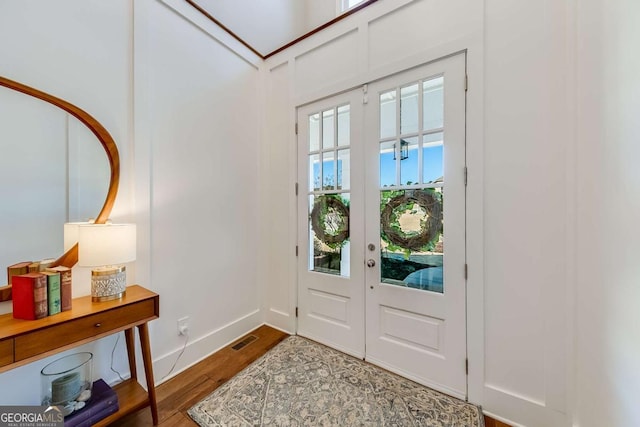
(0, 285), (159, 425)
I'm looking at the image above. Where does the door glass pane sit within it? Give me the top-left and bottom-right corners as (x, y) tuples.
(307, 102), (351, 278)
(380, 188), (443, 293)
(322, 151), (335, 190)
(322, 109), (335, 149)
(309, 113), (320, 152)
(380, 141), (396, 187)
(400, 84), (419, 134)
(423, 132), (444, 184)
(375, 74), (450, 293)
(337, 149), (350, 190)
(380, 91), (396, 139)
(309, 194), (350, 277)
(337, 105), (350, 147)
(399, 136), (419, 185)
(423, 77), (444, 131)
(309, 154), (320, 191)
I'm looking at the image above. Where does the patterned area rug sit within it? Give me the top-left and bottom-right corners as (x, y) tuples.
(188, 336), (483, 426)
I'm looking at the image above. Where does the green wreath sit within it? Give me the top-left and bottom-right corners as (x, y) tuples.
(310, 196), (350, 246)
(381, 190), (442, 251)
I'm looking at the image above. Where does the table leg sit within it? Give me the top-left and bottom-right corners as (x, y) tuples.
(124, 328), (137, 381)
(137, 322), (158, 425)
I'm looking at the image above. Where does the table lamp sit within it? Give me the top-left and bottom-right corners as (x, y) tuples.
(64, 221), (93, 251)
(78, 223), (136, 302)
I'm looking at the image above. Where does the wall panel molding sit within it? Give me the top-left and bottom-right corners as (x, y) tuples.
(159, 0), (261, 69)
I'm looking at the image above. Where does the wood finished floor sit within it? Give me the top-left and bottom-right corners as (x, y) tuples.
(111, 325), (508, 427)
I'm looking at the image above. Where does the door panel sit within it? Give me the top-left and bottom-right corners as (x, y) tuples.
(365, 54), (467, 398)
(297, 91), (365, 358)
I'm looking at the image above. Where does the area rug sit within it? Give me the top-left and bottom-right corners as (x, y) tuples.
(188, 336), (483, 426)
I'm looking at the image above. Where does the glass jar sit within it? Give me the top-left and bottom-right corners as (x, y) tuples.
(41, 352), (93, 415)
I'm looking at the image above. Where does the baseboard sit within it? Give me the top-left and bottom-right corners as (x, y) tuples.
(263, 320), (294, 335)
(152, 309), (262, 385)
(264, 307), (295, 334)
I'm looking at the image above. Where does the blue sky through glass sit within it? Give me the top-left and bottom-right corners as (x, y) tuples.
(313, 160), (343, 190)
(312, 145), (442, 190)
(380, 145), (443, 186)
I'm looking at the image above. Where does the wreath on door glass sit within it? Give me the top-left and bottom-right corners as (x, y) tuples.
(310, 195), (350, 246)
(381, 189), (442, 251)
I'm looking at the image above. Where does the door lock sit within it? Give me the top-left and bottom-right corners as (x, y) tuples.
(368, 243), (376, 251)
(366, 259), (376, 268)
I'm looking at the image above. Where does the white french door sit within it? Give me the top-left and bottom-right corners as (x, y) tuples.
(297, 53), (467, 397)
(364, 54), (467, 398)
(297, 91), (366, 357)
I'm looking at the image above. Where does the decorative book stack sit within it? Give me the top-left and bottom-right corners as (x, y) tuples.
(64, 379), (119, 427)
(7, 260), (73, 320)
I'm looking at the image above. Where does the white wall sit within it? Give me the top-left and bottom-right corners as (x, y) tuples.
(483, 0), (571, 424)
(188, 0), (306, 54)
(575, 0), (640, 426)
(262, 0), (573, 425)
(304, 0), (337, 33)
(186, 0), (345, 56)
(137, 0), (263, 380)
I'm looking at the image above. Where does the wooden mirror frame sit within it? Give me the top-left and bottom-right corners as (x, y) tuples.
(0, 76), (120, 301)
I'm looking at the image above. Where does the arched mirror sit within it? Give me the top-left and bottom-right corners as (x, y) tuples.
(0, 76), (120, 302)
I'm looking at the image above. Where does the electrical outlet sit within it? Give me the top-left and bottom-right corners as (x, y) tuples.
(177, 316), (189, 335)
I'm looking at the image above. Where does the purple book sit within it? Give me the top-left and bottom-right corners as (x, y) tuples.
(64, 379), (119, 427)
(69, 403), (119, 427)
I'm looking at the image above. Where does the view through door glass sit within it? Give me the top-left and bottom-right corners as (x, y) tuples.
(378, 77), (445, 292)
(308, 105), (351, 277)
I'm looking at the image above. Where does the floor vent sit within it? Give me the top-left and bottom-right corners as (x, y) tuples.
(231, 335), (258, 351)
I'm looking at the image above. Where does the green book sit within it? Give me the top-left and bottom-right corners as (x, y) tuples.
(42, 271), (61, 315)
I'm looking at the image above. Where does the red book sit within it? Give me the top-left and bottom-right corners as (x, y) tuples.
(12, 273), (48, 320)
(47, 266), (72, 311)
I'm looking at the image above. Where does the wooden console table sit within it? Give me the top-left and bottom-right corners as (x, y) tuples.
(0, 285), (159, 425)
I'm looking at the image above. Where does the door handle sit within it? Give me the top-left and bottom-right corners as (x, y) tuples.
(366, 259), (376, 268)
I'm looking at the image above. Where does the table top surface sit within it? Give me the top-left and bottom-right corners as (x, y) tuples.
(0, 285), (158, 340)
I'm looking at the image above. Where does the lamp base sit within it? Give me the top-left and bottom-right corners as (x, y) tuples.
(91, 266), (126, 302)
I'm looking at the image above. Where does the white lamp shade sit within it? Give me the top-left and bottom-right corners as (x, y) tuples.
(78, 223), (137, 267)
(63, 222), (92, 252)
